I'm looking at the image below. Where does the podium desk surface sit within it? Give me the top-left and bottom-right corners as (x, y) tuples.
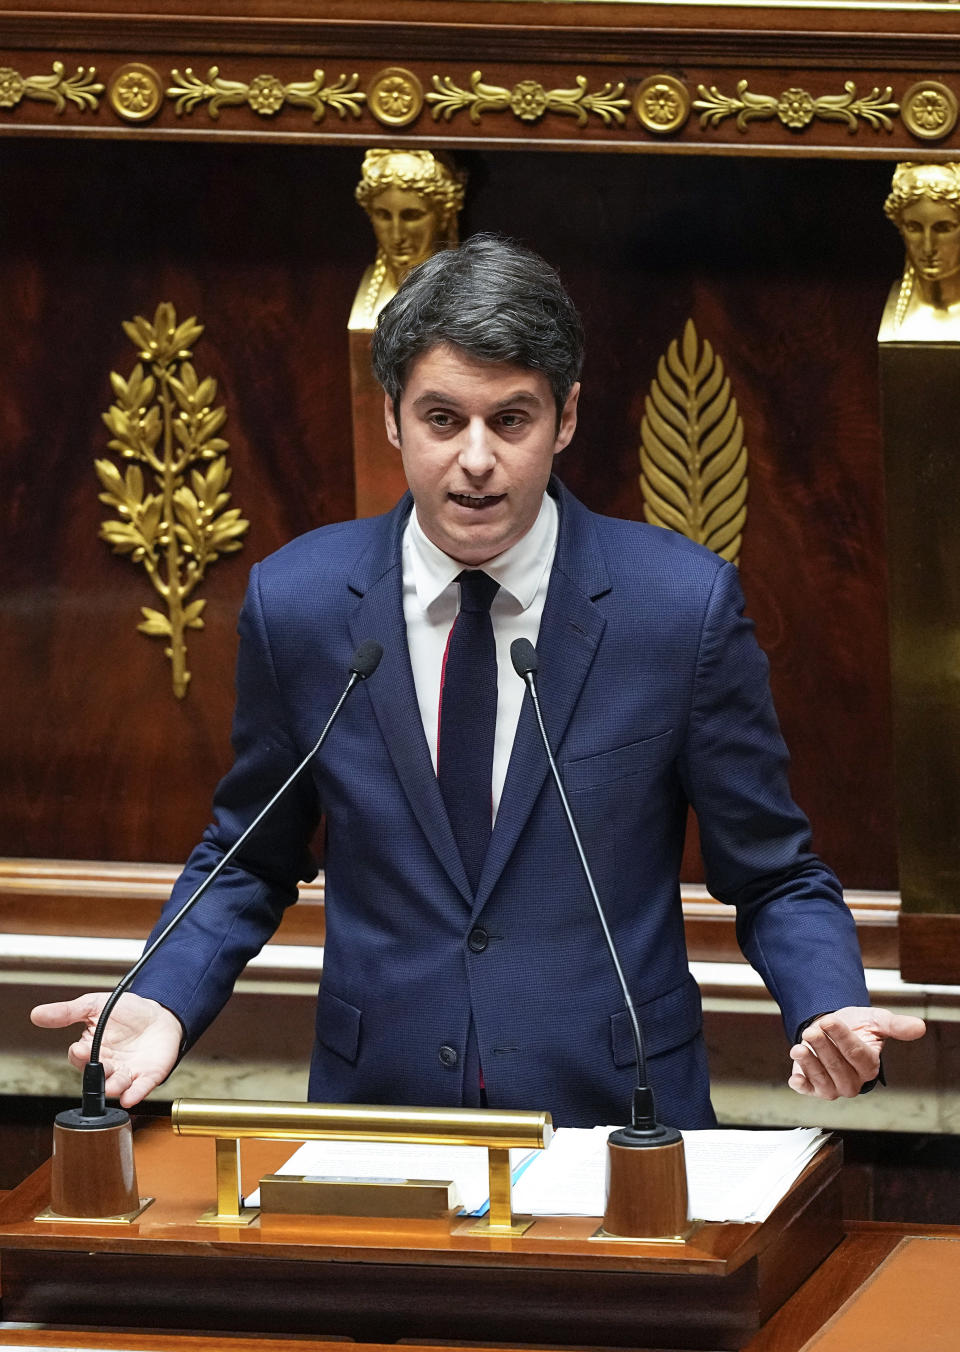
(0, 1117), (845, 1348)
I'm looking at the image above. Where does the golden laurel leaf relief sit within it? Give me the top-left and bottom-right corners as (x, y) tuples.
(639, 319), (748, 567)
(95, 304), (249, 699)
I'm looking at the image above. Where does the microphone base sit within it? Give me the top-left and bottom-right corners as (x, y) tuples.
(603, 1128), (689, 1239)
(48, 1107), (144, 1220)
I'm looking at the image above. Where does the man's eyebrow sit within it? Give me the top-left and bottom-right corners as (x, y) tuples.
(410, 389), (546, 409)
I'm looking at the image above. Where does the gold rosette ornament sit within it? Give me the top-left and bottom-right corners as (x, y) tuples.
(95, 304), (248, 698)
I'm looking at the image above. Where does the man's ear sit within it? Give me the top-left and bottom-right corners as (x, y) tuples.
(554, 382), (580, 456)
(384, 391), (402, 451)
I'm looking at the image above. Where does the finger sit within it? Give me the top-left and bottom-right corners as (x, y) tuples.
(800, 1027), (870, 1103)
(873, 1011), (926, 1042)
(118, 1067), (170, 1109)
(30, 993), (107, 1029)
(104, 1063), (137, 1102)
(65, 1037), (97, 1071)
(788, 1059), (815, 1096)
(808, 1016), (881, 1081)
(789, 1042), (837, 1099)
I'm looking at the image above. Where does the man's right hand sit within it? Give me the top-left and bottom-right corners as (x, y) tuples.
(30, 992), (183, 1108)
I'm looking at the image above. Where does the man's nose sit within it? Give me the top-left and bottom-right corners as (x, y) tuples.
(458, 421), (496, 474)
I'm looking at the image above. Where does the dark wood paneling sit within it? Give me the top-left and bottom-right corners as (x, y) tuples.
(1, 140), (898, 886)
(0, 138), (364, 862)
(899, 913), (960, 984)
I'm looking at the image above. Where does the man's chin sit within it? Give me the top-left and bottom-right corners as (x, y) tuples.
(442, 528), (512, 567)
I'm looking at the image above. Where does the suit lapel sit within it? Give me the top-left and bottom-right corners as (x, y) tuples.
(473, 482), (610, 916)
(348, 497), (473, 905)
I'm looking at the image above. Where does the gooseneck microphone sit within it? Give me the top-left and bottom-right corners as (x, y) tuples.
(510, 638), (655, 1124)
(509, 637), (675, 1140)
(80, 639), (384, 1120)
(511, 637), (688, 1236)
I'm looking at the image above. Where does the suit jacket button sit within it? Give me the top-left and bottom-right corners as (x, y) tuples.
(439, 1044), (459, 1067)
(468, 927), (489, 953)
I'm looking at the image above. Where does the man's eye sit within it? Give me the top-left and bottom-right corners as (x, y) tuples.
(498, 413), (526, 429)
(428, 412), (455, 427)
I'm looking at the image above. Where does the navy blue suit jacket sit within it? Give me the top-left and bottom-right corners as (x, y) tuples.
(134, 479), (870, 1128)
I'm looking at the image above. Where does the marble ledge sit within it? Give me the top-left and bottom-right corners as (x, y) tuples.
(2, 936), (958, 1133)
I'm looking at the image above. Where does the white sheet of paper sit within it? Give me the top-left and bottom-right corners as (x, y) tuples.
(510, 1125), (827, 1223)
(246, 1140), (537, 1215)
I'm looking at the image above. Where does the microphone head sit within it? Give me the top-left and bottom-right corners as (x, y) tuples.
(351, 640), (383, 680)
(510, 637), (539, 679)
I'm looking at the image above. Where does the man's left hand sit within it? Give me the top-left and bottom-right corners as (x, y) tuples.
(788, 1006), (926, 1099)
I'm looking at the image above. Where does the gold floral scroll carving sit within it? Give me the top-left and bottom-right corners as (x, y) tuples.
(0, 62), (102, 114)
(694, 80), (898, 135)
(167, 67), (365, 122)
(427, 70), (630, 127)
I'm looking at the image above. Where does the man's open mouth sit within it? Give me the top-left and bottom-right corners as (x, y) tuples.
(449, 493), (504, 509)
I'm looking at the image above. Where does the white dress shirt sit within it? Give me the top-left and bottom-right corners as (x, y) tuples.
(402, 493), (558, 821)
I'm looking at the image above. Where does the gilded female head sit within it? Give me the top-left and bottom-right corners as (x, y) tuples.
(355, 149), (467, 287)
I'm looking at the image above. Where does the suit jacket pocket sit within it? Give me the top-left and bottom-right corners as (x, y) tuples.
(610, 973), (703, 1068)
(563, 730), (674, 793)
(316, 988), (362, 1064)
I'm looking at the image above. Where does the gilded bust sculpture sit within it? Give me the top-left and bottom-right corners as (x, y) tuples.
(883, 162), (960, 338)
(349, 148), (467, 329)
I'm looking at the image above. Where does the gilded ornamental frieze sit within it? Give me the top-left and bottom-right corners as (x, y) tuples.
(2, 51), (960, 151)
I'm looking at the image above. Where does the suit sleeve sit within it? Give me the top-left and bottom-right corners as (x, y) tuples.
(677, 561), (870, 1041)
(130, 562), (322, 1049)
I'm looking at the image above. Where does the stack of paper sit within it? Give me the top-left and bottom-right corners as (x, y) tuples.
(511, 1125), (827, 1223)
(245, 1139), (537, 1215)
(250, 1126), (826, 1224)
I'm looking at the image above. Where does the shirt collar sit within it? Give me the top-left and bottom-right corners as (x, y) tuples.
(405, 493), (559, 614)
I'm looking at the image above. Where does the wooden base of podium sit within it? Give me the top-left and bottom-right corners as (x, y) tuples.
(0, 1119), (844, 1350)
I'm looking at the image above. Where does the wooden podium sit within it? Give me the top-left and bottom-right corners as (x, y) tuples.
(0, 1118), (843, 1349)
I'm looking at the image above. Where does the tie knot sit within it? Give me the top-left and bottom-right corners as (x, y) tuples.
(457, 570), (500, 614)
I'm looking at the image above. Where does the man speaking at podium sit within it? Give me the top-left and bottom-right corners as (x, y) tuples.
(33, 236), (924, 1128)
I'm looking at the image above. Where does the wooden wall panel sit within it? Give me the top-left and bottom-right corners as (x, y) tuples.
(1, 137), (899, 887)
(0, 138), (365, 862)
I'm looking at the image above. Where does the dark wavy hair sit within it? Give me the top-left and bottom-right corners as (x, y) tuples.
(371, 233), (584, 425)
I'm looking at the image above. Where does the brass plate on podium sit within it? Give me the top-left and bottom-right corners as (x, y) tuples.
(34, 1196), (154, 1225)
(259, 1173), (460, 1219)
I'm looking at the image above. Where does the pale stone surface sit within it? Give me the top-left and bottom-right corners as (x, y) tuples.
(2, 937), (956, 1129)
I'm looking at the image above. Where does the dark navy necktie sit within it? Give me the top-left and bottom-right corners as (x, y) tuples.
(438, 569), (500, 894)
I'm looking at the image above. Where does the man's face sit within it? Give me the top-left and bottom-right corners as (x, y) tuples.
(900, 196), (960, 283)
(385, 343), (579, 567)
